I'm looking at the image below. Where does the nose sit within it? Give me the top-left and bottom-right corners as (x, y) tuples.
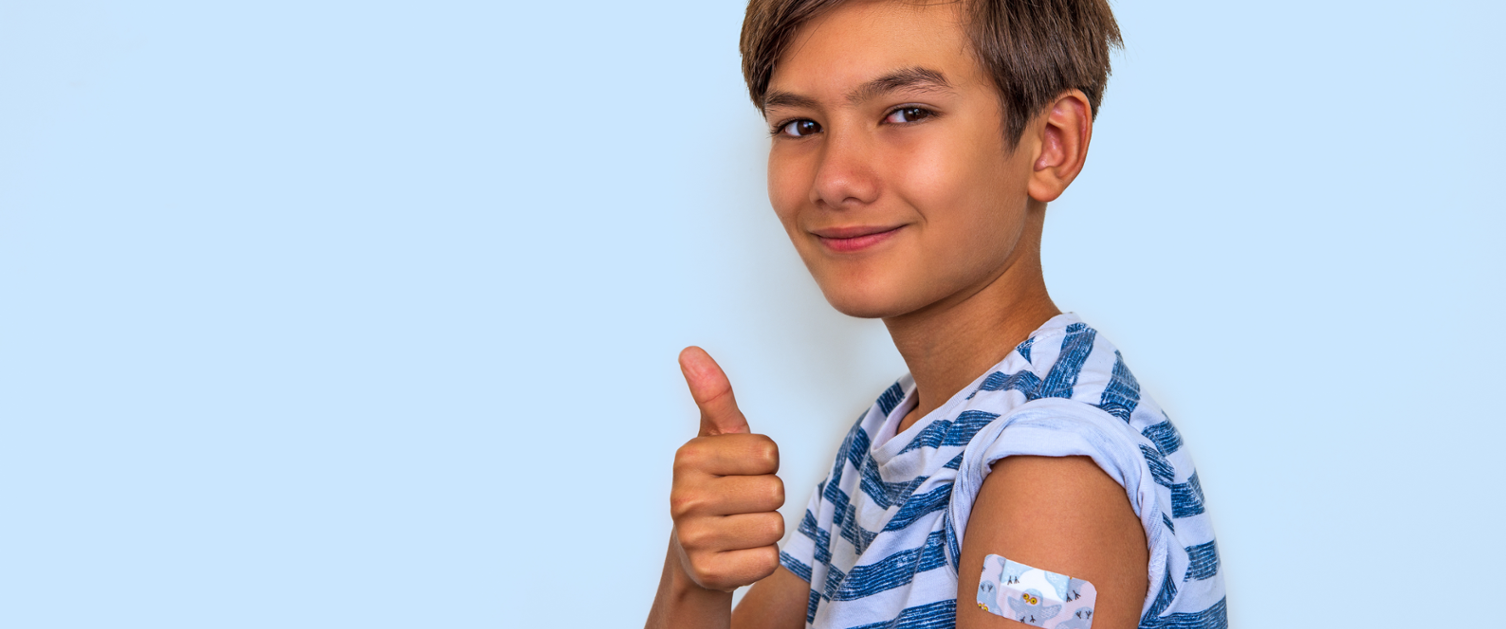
(810, 130), (879, 210)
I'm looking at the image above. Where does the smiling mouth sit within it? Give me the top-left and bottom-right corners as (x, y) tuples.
(811, 225), (905, 253)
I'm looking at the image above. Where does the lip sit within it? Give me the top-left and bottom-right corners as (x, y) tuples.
(810, 224), (905, 253)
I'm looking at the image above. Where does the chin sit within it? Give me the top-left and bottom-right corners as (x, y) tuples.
(817, 283), (923, 320)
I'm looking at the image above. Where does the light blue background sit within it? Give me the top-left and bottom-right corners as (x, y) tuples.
(2, 1), (1500, 626)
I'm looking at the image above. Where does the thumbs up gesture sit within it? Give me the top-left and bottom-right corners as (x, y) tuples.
(669, 347), (786, 592)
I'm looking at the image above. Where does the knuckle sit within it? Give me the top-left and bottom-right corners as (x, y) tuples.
(669, 492), (702, 519)
(688, 562), (713, 586)
(676, 522), (704, 549)
(754, 436), (780, 469)
(754, 546), (780, 577)
(767, 512), (786, 540)
(694, 563), (729, 591)
(673, 442), (704, 472)
(750, 476), (783, 510)
(745, 512), (782, 545)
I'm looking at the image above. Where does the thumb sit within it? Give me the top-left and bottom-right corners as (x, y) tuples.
(678, 346), (750, 436)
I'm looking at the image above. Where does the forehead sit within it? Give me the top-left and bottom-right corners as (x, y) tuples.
(767, 1), (979, 99)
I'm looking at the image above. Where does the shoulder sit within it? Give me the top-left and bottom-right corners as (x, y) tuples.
(946, 316), (1228, 624)
(965, 316), (1143, 425)
(957, 455), (1148, 628)
(970, 456), (1145, 558)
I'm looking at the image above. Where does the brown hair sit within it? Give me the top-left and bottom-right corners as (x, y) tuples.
(739, 0), (1123, 148)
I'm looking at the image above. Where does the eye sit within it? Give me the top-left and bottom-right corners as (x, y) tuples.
(884, 106), (933, 124)
(776, 119), (821, 137)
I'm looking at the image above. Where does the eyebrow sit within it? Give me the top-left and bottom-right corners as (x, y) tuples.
(846, 67), (952, 105)
(763, 91), (820, 111)
(762, 66), (953, 111)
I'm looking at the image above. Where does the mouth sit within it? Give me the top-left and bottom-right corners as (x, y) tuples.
(810, 224), (905, 253)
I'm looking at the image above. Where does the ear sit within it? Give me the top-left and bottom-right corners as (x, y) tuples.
(1026, 90), (1093, 203)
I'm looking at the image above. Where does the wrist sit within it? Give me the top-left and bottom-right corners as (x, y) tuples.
(670, 565), (734, 607)
(649, 533), (733, 629)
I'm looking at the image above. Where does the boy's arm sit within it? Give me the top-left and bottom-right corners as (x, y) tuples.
(956, 456), (1148, 629)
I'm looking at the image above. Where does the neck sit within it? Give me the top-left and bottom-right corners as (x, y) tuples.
(883, 215), (1059, 433)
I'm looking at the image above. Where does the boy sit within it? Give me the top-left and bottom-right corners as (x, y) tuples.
(647, 1), (1226, 627)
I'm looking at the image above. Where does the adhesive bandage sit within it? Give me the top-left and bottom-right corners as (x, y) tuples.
(975, 554), (1097, 628)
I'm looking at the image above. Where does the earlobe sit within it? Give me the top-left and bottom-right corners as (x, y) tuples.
(1026, 90), (1093, 203)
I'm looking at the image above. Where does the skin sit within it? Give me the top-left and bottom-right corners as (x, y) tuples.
(646, 2), (1147, 628)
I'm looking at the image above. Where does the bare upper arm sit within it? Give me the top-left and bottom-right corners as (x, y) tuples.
(732, 564), (809, 629)
(956, 455), (1148, 629)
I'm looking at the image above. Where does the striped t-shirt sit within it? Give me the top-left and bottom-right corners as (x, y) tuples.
(777, 313), (1227, 628)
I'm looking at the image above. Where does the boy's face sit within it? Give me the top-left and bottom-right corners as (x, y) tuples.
(763, 0), (1042, 319)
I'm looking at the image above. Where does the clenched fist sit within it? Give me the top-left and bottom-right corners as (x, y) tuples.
(670, 347), (786, 592)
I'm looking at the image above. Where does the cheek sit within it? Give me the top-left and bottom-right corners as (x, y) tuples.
(890, 129), (1027, 270)
(889, 134), (1003, 227)
(888, 145), (957, 211)
(766, 152), (808, 228)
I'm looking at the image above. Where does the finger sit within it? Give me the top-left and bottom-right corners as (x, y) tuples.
(702, 474), (785, 515)
(676, 512), (785, 553)
(679, 346), (750, 436)
(683, 545), (781, 592)
(675, 433), (780, 477)
(670, 473), (784, 520)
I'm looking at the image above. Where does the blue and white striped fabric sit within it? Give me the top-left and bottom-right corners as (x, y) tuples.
(777, 314), (1226, 629)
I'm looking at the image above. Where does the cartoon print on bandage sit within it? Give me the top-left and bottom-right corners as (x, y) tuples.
(976, 555), (1097, 628)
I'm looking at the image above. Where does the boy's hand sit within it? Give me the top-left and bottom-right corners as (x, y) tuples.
(670, 347), (786, 593)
